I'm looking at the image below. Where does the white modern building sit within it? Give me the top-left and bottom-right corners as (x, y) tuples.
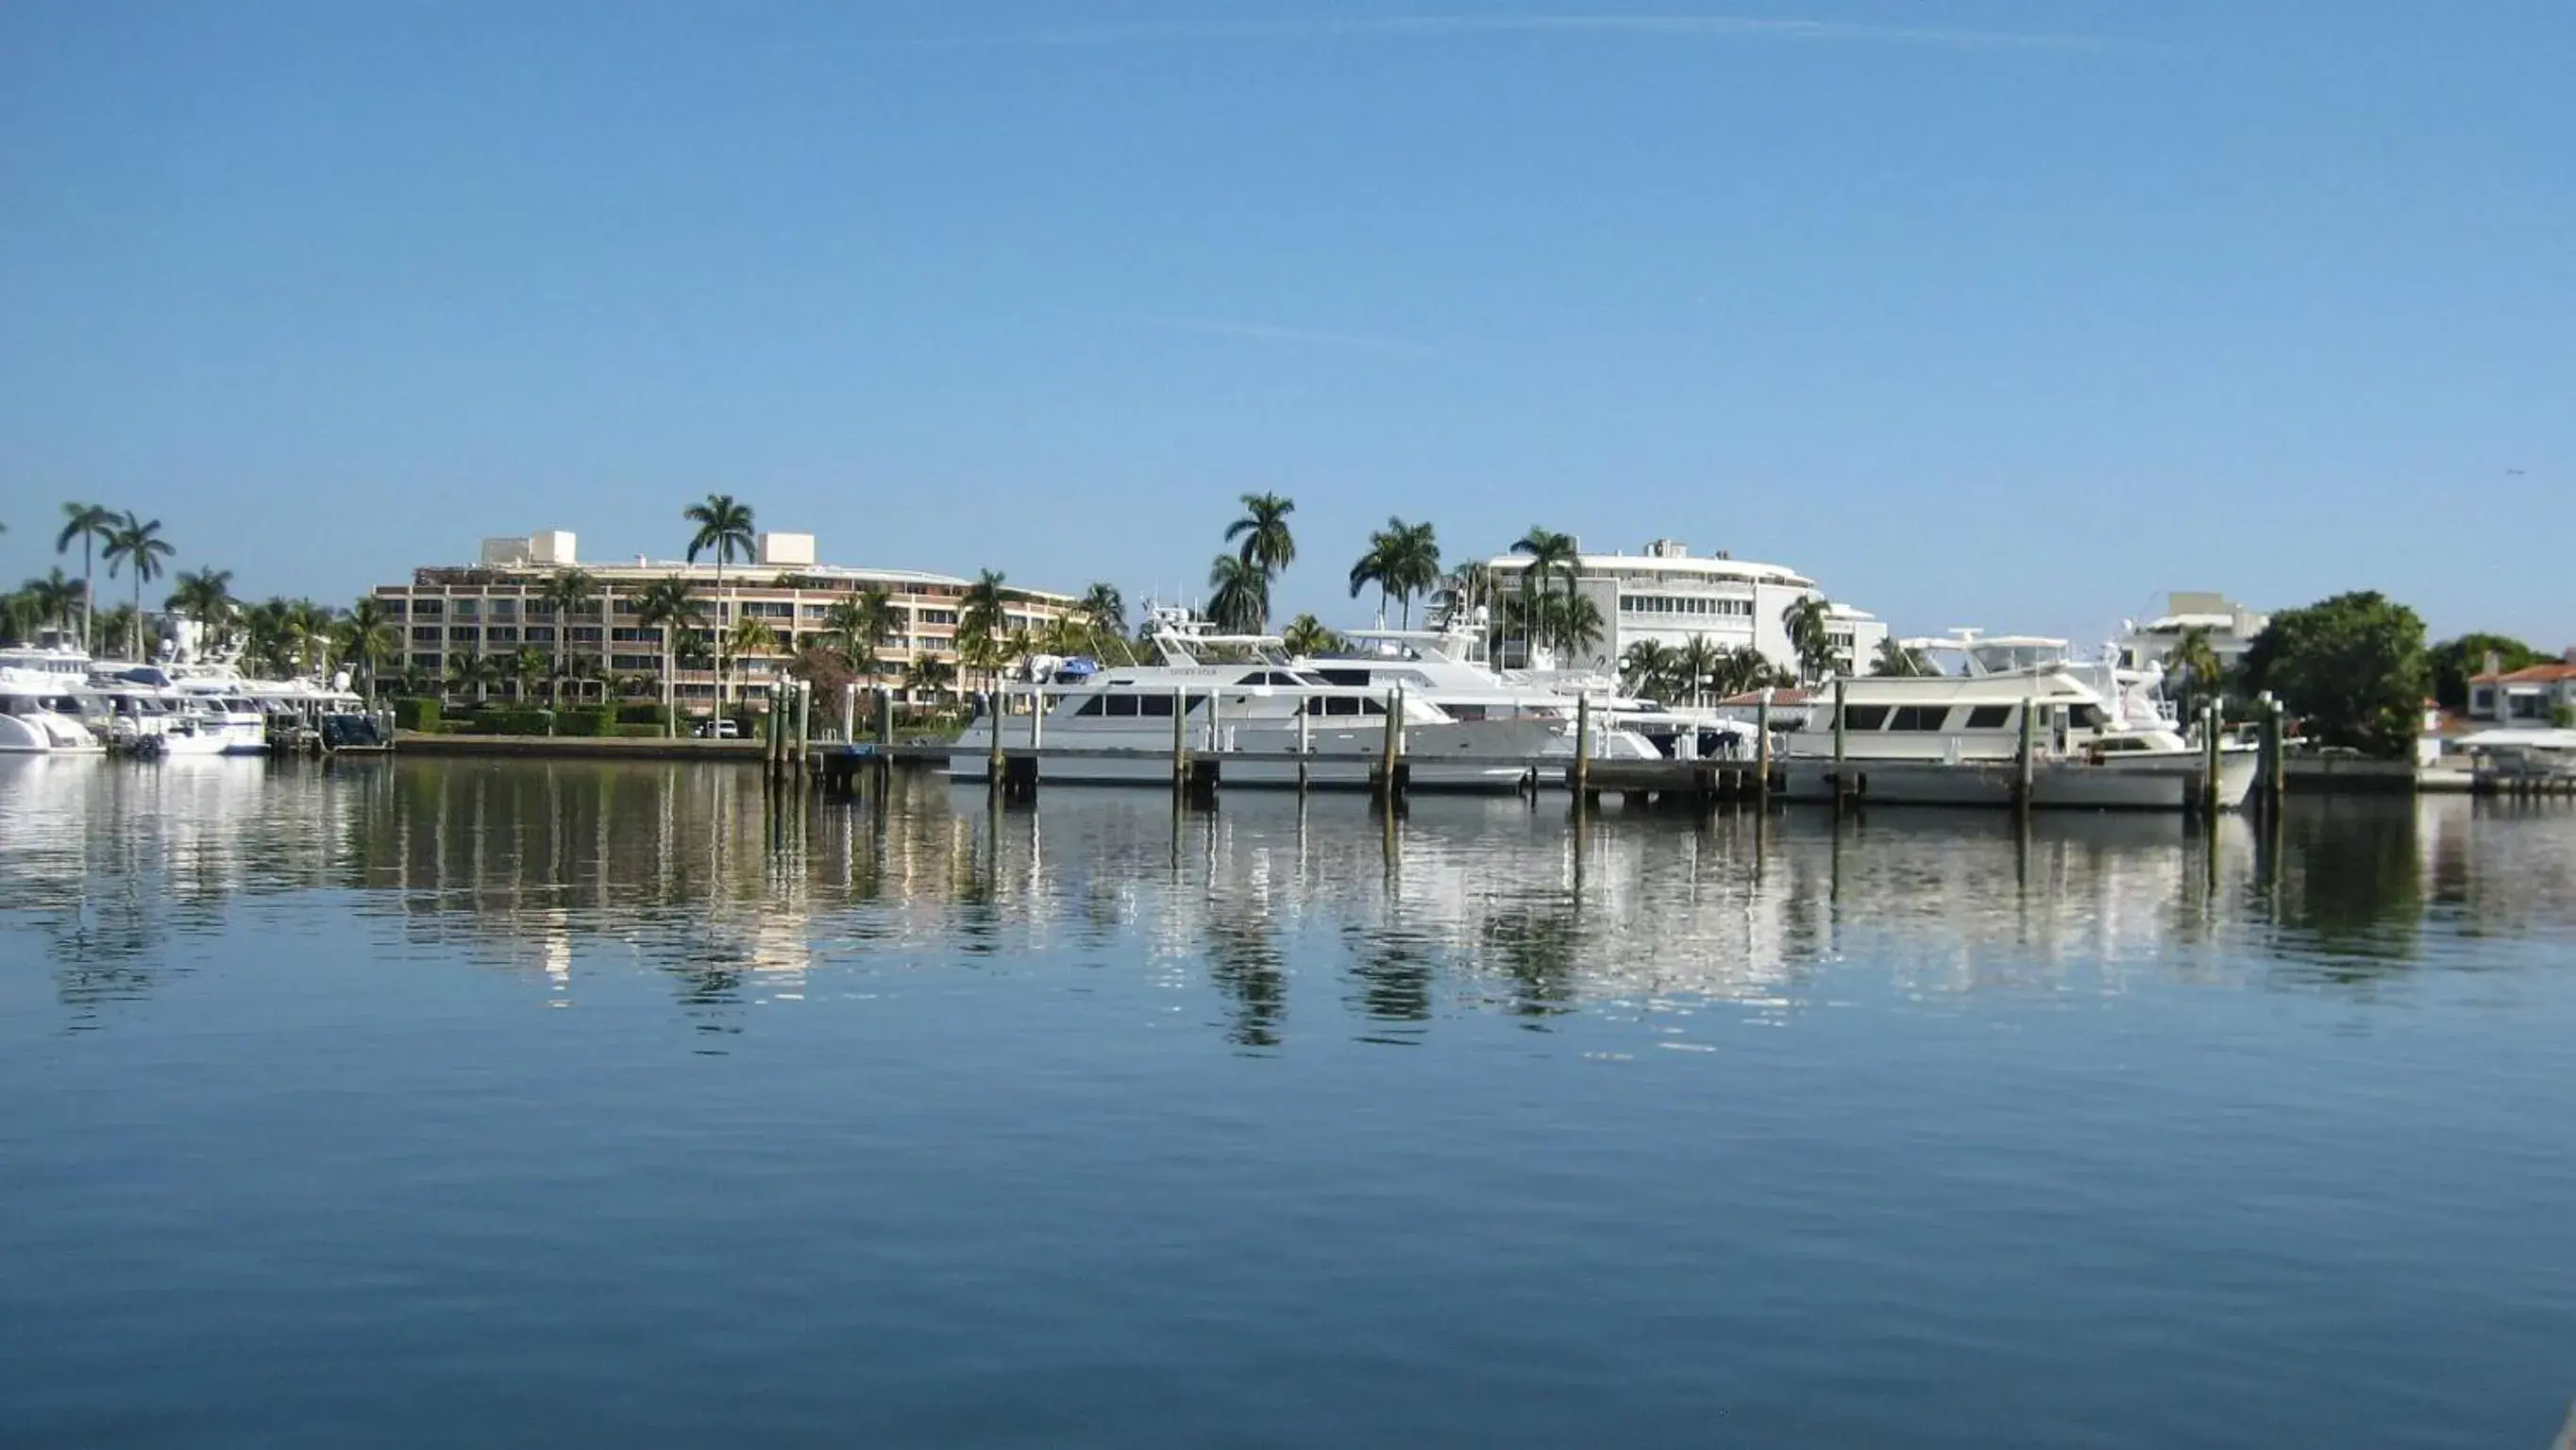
(1480, 538), (1886, 679)
(2114, 592), (2271, 672)
(372, 529), (1078, 711)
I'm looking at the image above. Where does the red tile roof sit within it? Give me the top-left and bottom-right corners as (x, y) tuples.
(2472, 663), (2576, 684)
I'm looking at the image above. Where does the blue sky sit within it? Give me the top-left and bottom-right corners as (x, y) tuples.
(3, 1), (2569, 645)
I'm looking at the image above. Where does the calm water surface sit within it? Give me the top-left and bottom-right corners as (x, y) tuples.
(4, 758), (2572, 1447)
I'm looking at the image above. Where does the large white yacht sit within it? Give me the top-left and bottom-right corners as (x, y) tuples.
(1, 644), (108, 753)
(954, 613), (1647, 790)
(1777, 631), (2258, 810)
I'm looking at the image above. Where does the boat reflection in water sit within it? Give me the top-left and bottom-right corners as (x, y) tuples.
(5, 756), (2566, 1042)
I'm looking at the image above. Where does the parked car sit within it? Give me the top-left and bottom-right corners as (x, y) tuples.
(691, 718), (741, 739)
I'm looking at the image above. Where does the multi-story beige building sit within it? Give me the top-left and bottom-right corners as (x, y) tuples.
(372, 528), (1078, 710)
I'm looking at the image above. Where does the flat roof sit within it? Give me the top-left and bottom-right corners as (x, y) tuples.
(390, 560), (1075, 601)
(1485, 552), (1815, 587)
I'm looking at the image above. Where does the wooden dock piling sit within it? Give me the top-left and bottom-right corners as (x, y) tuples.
(1830, 678), (1849, 815)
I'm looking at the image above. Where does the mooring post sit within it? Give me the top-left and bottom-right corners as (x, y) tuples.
(1208, 683), (1223, 754)
(1171, 685), (1189, 796)
(2202, 700), (2224, 818)
(1755, 687), (1774, 809)
(2014, 686), (2036, 814)
(1831, 677), (1849, 815)
(879, 686), (895, 746)
(1378, 686), (1401, 800)
(1030, 682), (1044, 750)
(985, 689), (1002, 791)
(795, 680), (812, 773)
(1574, 691), (1593, 799)
(1296, 696), (1310, 794)
(841, 683), (856, 745)
(2259, 691), (2284, 814)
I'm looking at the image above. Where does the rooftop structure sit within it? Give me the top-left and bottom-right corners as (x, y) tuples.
(374, 529), (1079, 712)
(2115, 592), (2271, 671)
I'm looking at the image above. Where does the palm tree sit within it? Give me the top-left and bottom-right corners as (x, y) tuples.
(1780, 597), (1839, 684)
(902, 654), (956, 715)
(165, 567), (236, 657)
(23, 569), (85, 639)
(56, 503), (116, 653)
(817, 593), (893, 682)
(445, 651), (500, 706)
(1872, 637), (1932, 677)
(1509, 526), (1579, 663)
(92, 604), (138, 661)
(503, 647), (546, 704)
(1349, 519), (1439, 628)
(1709, 645), (1781, 701)
(1557, 593), (1607, 667)
(1078, 582), (1127, 658)
(1620, 639), (1675, 700)
(682, 493), (756, 711)
(334, 598), (399, 698)
(1204, 553), (1269, 632)
(1275, 614), (1337, 658)
(1225, 492), (1297, 582)
(537, 567), (598, 700)
(100, 513), (174, 661)
(1676, 635), (1726, 708)
(634, 576), (701, 737)
(958, 569), (1011, 697)
(724, 615), (779, 695)
(237, 599), (290, 674)
(2164, 625), (2225, 721)
(283, 599), (340, 677)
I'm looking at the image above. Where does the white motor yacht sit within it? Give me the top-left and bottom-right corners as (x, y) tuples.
(1289, 621), (1675, 760)
(955, 614), (1639, 790)
(1778, 631), (2258, 810)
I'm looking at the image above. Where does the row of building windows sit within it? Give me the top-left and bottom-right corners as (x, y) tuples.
(1620, 595), (1755, 618)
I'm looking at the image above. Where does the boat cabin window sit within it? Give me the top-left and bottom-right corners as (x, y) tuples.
(1889, 705), (1951, 732)
(2069, 704), (2106, 730)
(2096, 736), (2150, 752)
(1841, 705), (1891, 731)
(1304, 697), (1387, 717)
(1964, 705), (2014, 730)
(1313, 668), (1373, 688)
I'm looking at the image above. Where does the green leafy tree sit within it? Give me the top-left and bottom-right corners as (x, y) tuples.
(510, 646), (549, 702)
(902, 654), (956, 714)
(56, 502), (116, 653)
(2427, 632), (2543, 711)
(817, 590), (895, 683)
(682, 493), (756, 709)
(91, 604), (139, 661)
(958, 569), (1012, 697)
(1347, 516), (1440, 628)
(539, 567), (599, 700)
(2237, 591), (2430, 758)
(100, 512), (175, 661)
(1556, 593), (1606, 667)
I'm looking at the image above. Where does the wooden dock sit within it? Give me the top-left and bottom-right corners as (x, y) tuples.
(804, 740), (1777, 810)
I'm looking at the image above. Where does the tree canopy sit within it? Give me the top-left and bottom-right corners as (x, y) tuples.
(2238, 591), (2429, 758)
(2428, 632), (2543, 709)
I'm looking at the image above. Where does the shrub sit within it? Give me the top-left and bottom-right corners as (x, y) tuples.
(611, 723), (665, 738)
(556, 707), (615, 737)
(392, 697), (442, 732)
(616, 702), (668, 726)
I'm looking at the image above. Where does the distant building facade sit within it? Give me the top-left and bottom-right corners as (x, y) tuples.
(2467, 650), (2576, 724)
(2115, 592), (2271, 672)
(1480, 538), (1886, 679)
(373, 529), (1077, 710)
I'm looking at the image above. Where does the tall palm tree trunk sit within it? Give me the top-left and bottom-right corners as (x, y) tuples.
(81, 541), (94, 654)
(713, 561), (726, 718)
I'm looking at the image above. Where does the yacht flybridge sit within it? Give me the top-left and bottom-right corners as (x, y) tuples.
(951, 613), (1658, 790)
(1779, 631), (2257, 810)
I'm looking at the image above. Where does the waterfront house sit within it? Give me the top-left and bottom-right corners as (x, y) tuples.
(2467, 650), (2576, 725)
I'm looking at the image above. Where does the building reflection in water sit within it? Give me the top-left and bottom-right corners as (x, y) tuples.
(5, 757), (2571, 1041)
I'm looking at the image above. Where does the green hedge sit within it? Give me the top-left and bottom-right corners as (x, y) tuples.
(393, 698), (442, 731)
(616, 702), (668, 726)
(555, 707), (616, 737)
(611, 723), (667, 738)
